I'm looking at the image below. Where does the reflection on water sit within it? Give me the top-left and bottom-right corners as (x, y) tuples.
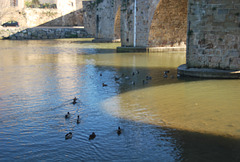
(0, 39), (240, 161)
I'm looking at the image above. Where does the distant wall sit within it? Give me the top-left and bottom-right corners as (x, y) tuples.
(0, 27), (91, 40)
(0, 8), (84, 27)
(25, 8), (84, 27)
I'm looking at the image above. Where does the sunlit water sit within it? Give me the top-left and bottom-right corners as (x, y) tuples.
(0, 39), (240, 161)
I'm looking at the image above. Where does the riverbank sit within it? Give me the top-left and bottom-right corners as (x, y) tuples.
(0, 26), (91, 40)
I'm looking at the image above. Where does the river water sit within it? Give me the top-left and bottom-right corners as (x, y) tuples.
(0, 39), (240, 161)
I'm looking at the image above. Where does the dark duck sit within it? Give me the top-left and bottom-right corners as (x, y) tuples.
(72, 97), (77, 104)
(77, 115), (80, 124)
(65, 112), (70, 119)
(89, 132), (96, 140)
(65, 132), (72, 139)
(117, 127), (122, 135)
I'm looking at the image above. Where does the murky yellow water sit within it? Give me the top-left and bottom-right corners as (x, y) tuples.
(103, 79), (240, 138)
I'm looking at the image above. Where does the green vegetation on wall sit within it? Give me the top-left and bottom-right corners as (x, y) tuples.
(25, 0), (56, 8)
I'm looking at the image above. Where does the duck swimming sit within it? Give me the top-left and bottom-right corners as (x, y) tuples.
(114, 76), (120, 81)
(163, 74), (168, 78)
(146, 76), (152, 80)
(72, 97), (77, 104)
(164, 70), (170, 74)
(65, 132), (72, 139)
(89, 132), (96, 140)
(117, 127), (122, 135)
(77, 115), (80, 124)
(65, 112), (70, 119)
(102, 83), (108, 87)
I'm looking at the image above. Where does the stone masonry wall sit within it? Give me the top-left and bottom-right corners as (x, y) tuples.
(95, 0), (121, 40)
(0, 27), (90, 40)
(187, 0), (240, 70)
(83, 1), (97, 37)
(83, 0), (121, 40)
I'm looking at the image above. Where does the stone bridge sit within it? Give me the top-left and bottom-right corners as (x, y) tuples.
(83, 0), (240, 76)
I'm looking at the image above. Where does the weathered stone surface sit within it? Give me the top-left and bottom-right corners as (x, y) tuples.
(0, 27), (91, 40)
(187, 0), (240, 70)
(83, 0), (121, 41)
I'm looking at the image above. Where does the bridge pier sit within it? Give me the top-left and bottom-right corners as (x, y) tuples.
(178, 0), (240, 78)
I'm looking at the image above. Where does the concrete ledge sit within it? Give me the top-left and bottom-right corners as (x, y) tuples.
(177, 64), (240, 79)
(148, 47), (186, 52)
(92, 38), (121, 43)
(117, 46), (186, 53)
(117, 47), (147, 52)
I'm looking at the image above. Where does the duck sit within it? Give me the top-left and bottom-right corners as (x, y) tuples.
(102, 83), (108, 87)
(132, 72), (135, 76)
(65, 132), (72, 139)
(131, 81), (135, 85)
(117, 127), (122, 135)
(163, 74), (168, 78)
(65, 112), (70, 119)
(114, 76), (120, 81)
(77, 115), (80, 124)
(89, 132), (96, 140)
(142, 80), (148, 84)
(100, 73), (102, 76)
(146, 76), (152, 80)
(164, 70), (170, 74)
(72, 97), (77, 104)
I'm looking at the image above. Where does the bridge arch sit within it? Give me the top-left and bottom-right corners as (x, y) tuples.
(93, 0), (121, 42)
(119, 0), (188, 48)
(148, 0), (188, 47)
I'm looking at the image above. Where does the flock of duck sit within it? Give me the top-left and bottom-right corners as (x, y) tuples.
(101, 70), (174, 87)
(64, 97), (122, 140)
(65, 70), (173, 140)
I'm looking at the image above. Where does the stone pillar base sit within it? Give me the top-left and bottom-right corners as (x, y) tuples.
(92, 38), (120, 43)
(117, 46), (186, 53)
(177, 64), (240, 79)
(116, 47), (147, 52)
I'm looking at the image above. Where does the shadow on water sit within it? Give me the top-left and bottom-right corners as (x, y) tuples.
(158, 126), (240, 162)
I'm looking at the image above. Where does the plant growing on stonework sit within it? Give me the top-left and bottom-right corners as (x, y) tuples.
(25, 1), (32, 7)
(32, 0), (40, 7)
(25, 0), (40, 8)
